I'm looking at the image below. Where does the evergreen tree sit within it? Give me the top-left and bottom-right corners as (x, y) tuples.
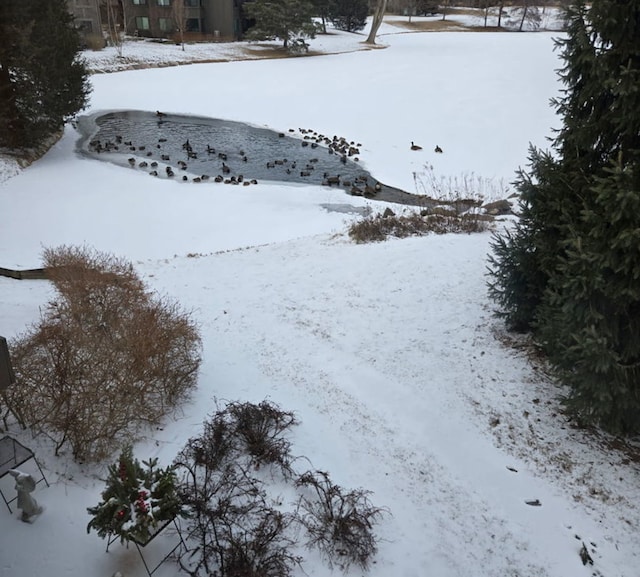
(87, 446), (184, 545)
(244, 0), (320, 50)
(0, 0), (91, 149)
(329, 0), (369, 33)
(488, 0), (640, 433)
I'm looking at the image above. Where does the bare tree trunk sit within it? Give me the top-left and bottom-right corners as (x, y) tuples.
(497, 1), (505, 28)
(519, 1), (529, 31)
(441, 0), (450, 21)
(104, 0), (123, 57)
(366, 0), (388, 45)
(172, 0), (185, 50)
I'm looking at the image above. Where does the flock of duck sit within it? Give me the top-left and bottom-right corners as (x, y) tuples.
(87, 115), (439, 198)
(87, 134), (260, 186)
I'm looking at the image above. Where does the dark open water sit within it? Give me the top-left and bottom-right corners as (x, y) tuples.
(76, 110), (427, 206)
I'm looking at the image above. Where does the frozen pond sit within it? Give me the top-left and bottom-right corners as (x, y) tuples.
(76, 110), (424, 205)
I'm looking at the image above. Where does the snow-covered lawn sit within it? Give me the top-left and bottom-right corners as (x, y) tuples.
(1, 16), (638, 577)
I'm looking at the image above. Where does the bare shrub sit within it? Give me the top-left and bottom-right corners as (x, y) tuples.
(174, 403), (386, 575)
(295, 470), (387, 571)
(348, 210), (491, 243)
(413, 163), (511, 203)
(3, 245), (201, 462)
(226, 400), (298, 474)
(174, 407), (301, 577)
(84, 33), (105, 51)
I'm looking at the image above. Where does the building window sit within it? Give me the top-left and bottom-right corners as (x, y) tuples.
(135, 16), (150, 29)
(132, 0), (147, 5)
(157, 0), (171, 5)
(185, 18), (200, 32)
(184, 0), (199, 6)
(158, 17), (173, 31)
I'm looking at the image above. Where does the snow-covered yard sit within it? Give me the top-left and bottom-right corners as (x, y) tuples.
(0, 15), (638, 577)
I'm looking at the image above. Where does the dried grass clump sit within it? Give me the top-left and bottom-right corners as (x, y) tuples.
(348, 209), (491, 243)
(3, 245), (201, 462)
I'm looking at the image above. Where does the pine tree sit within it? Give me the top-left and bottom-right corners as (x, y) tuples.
(0, 0), (91, 149)
(488, 0), (640, 433)
(244, 0), (319, 50)
(329, 0), (369, 33)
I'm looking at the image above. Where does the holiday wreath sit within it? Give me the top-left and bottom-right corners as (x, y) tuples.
(87, 446), (185, 544)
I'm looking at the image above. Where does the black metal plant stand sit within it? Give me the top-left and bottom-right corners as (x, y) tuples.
(0, 435), (50, 513)
(107, 517), (187, 577)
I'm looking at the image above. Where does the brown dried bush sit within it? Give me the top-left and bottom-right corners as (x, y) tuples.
(3, 245), (201, 462)
(348, 210), (491, 243)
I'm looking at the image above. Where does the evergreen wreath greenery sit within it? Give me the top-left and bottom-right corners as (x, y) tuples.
(87, 446), (185, 544)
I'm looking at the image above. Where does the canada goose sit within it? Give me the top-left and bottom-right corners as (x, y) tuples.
(411, 141), (422, 151)
(158, 138), (167, 143)
(434, 145), (443, 153)
(201, 174), (210, 181)
(218, 152), (227, 161)
(182, 175), (188, 181)
(222, 162), (230, 174)
(324, 175), (341, 186)
(156, 111), (166, 117)
(250, 179), (258, 184)
(150, 161), (158, 168)
(300, 171), (311, 177)
(214, 175), (223, 183)
(161, 154), (170, 161)
(150, 170), (158, 177)
(128, 157), (136, 165)
(138, 161), (148, 168)
(206, 145), (215, 154)
(301, 141), (309, 147)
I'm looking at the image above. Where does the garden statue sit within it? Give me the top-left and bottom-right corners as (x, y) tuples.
(8, 469), (43, 522)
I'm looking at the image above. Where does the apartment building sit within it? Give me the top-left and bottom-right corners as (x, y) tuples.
(124, 0), (246, 41)
(67, 0), (103, 37)
(66, 0), (247, 45)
